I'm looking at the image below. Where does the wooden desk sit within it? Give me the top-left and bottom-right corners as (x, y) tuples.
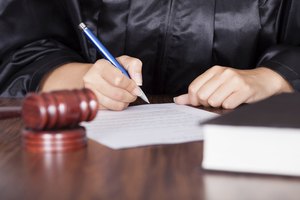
(0, 97), (299, 200)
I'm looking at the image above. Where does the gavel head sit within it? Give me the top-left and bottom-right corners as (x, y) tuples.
(22, 89), (98, 131)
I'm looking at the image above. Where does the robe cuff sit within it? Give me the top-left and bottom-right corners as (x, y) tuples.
(257, 45), (300, 92)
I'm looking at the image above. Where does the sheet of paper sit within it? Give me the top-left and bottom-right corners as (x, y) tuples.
(83, 103), (218, 149)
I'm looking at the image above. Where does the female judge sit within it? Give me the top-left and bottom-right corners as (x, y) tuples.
(0, 0), (299, 110)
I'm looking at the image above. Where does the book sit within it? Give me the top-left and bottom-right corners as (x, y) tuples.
(202, 93), (300, 176)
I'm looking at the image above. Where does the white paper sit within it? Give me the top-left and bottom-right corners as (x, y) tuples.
(83, 103), (218, 149)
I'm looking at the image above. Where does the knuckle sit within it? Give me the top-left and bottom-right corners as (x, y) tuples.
(211, 65), (224, 72)
(128, 81), (137, 91)
(222, 102), (230, 109)
(93, 60), (110, 75)
(95, 59), (102, 65)
(197, 92), (207, 102)
(112, 91), (125, 101)
(114, 75), (125, 87)
(131, 96), (138, 102)
(222, 101), (234, 109)
(188, 85), (198, 96)
(208, 98), (218, 107)
(231, 76), (242, 85)
(197, 94), (208, 106)
(243, 84), (252, 93)
(95, 59), (108, 67)
(120, 55), (130, 60)
(189, 98), (199, 107)
(83, 76), (95, 87)
(82, 75), (89, 84)
(127, 95), (137, 103)
(115, 103), (127, 111)
(223, 68), (237, 77)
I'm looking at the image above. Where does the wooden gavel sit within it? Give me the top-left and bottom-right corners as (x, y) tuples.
(0, 89), (98, 130)
(0, 89), (99, 152)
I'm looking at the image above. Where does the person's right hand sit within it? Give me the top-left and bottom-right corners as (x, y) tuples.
(83, 55), (143, 110)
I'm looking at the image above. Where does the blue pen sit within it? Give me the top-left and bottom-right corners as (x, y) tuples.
(79, 22), (149, 104)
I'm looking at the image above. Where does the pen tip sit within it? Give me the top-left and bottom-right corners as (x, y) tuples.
(144, 97), (150, 104)
(139, 89), (150, 104)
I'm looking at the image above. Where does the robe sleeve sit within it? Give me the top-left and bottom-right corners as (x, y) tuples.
(0, 0), (85, 97)
(257, 0), (300, 91)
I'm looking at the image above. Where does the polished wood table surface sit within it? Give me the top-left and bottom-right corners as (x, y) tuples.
(0, 97), (300, 200)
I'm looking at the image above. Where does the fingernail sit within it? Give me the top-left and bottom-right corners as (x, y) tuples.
(134, 73), (143, 86)
(133, 87), (142, 97)
(173, 97), (177, 103)
(173, 95), (188, 105)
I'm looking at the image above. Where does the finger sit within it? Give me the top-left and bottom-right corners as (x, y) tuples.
(98, 104), (108, 110)
(206, 78), (239, 107)
(222, 91), (251, 109)
(174, 94), (190, 105)
(97, 60), (139, 95)
(83, 61), (138, 103)
(117, 55), (143, 86)
(196, 75), (230, 108)
(89, 87), (130, 111)
(81, 86), (108, 110)
(188, 66), (224, 106)
(85, 78), (137, 103)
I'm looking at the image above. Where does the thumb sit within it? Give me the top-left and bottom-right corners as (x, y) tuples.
(174, 94), (190, 105)
(117, 55), (143, 86)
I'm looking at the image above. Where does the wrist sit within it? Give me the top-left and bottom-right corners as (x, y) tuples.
(40, 62), (93, 92)
(257, 67), (294, 94)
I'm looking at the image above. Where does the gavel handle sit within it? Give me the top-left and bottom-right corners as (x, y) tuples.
(0, 107), (22, 120)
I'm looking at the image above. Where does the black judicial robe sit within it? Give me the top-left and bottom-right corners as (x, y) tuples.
(0, 0), (300, 97)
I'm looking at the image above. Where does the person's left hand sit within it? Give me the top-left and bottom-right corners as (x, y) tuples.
(174, 66), (293, 109)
